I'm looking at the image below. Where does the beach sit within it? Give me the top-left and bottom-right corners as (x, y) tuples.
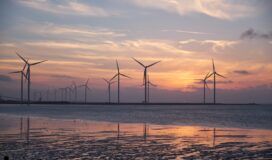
(0, 104), (272, 159)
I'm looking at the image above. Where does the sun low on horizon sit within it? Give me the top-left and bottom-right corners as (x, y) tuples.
(0, 0), (271, 103)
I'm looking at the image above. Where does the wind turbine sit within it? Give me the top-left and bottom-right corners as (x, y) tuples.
(132, 57), (160, 103)
(103, 78), (115, 103)
(38, 91), (42, 102)
(33, 91), (37, 102)
(195, 72), (212, 104)
(146, 75), (157, 103)
(16, 52), (47, 104)
(72, 81), (78, 102)
(79, 79), (90, 103)
(9, 62), (27, 103)
(63, 87), (68, 101)
(111, 60), (131, 103)
(53, 88), (57, 101)
(59, 88), (65, 102)
(210, 59), (226, 104)
(67, 86), (73, 102)
(46, 88), (50, 101)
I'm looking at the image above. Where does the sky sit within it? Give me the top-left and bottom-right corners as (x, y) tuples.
(0, 0), (271, 103)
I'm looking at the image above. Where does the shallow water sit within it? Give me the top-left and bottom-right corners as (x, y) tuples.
(0, 104), (272, 129)
(0, 104), (272, 159)
(0, 115), (272, 159)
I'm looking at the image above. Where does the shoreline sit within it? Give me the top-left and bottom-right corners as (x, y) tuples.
(0, 101), (261, 105)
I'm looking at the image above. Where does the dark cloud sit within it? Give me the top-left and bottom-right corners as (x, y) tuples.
(233, 70), (251, 75)
(240, 28), (272, 40)
(194, 79), (233, 85)
(0, 75), (13, 82)
(206, 80), (233, 84)
(50, 74), (75, 79)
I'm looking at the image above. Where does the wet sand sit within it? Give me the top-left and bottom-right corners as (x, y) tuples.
(0, 115), (272, 159)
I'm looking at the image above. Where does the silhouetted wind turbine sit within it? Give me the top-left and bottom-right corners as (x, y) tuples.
(146, 75), (157, 103)
(53, 88), (57, 101)
(59, 88), (64, 101)
(103, 78), (115, 103)
(79, 79), (90, 103)
(9, 62), (27, 103)
(210, 59), (226, 104)
(65, 86), (72, 102)
(46, 88), (50, 101)
(16, 52), (47, 104)
(33, 91), (37, 101)
(72, 81), (78, 102)
(196, 72), (212, 104)
(64, 87), (68, 101)
(39, 91), (42, 102)
(111, 60), (131, 103)
(132, 58), (160, 103)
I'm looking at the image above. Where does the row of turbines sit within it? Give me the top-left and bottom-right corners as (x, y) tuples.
(10, 52), (225, 104)
(32, 80), (90, 103)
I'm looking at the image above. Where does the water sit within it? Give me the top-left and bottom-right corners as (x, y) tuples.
(0, 104), (272, 129)
(1, 104), (272, 159)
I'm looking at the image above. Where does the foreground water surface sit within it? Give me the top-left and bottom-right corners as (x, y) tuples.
(0, 104), (272, 129)
(0, 104), (272, 159)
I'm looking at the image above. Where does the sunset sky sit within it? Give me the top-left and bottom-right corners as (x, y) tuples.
(0, 0), (271, 103)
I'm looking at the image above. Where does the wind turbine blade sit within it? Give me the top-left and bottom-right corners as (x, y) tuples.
(110, 81), (116, 84)
(110, 74), (118, 81)
(205, 72), (210, 79)
(103, 78), (109, 83)
(149, 82), (157, 87)
(212, 59), (215, 72)
(139, 84), (144, 87)
(25, 69), (30, 81)
(132, 57), (145, 67)
(205, 81), (210, 90)
(120, 73), (131, 79)
(23, 72), (27, 79)
(25, 73), (28, 82)
(216, 73), (226, 78)
(9, 71), (21, 74)
(16, 52), (28, 64)
(147, 61), (161, 68)
(206, 72), (214, 80)
(22, 60), (28, 71)
(31, 60), (47, 65)
(69, 84), (74, 91)
(116, 60), (120, 72)
(72, 81), (77, 87)
(87, 86), (91, 91)
(86, 78), (89, 85)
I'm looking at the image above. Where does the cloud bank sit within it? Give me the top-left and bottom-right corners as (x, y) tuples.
(17, 0), (111, 17)
(128, 0), (254, 20)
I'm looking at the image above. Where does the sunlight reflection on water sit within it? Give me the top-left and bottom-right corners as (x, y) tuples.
(0, 114), (272, 159)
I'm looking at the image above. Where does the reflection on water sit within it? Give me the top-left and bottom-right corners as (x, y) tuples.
(0, 114), (272, 159)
